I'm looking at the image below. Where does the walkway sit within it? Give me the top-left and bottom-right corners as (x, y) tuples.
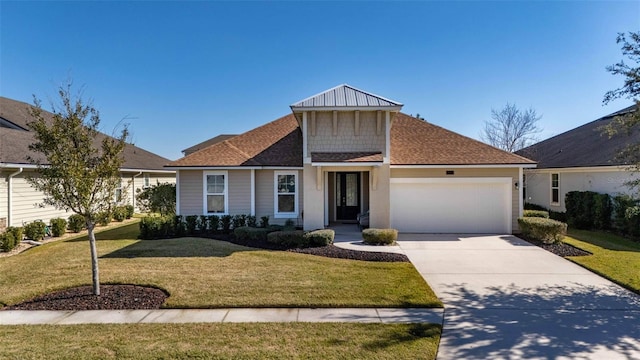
(0, 307), (442, 325)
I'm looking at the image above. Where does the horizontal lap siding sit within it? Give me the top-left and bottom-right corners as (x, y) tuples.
(228, 170), (250, 215)
(390, 168), (520, 232)
(179, 170), (203, 215)
(255, 169), (303, 225)
(129, 173), (176, 211)
(9, 172), (70, 227)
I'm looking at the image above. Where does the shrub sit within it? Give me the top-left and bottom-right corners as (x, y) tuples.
(549, 210), (567, 223)
(221, 215), (232, 234)
(96, 211), (112, 226)
(267, 230), (307, 248)
(524, 203), (547, 211)
(517, 217), (567, 244)
(268, 224), (283, 232)
(207, 215), (220, 233)
(247, 215), (257, 227)
(139, 216), (174, 239)
(304, 229), (334, 247)
(135, 182), (176, 216)
(612, 195), (640, 235)
(185, 215), (199, 235)
(124, 205), (135, 219)
(232, 215), (247, 229)
(24, 220), (47, 241)
(174, 215), (186, 237)
(260, 215), (270, 228)
(234, 226), (271, 242)
(113, 206), (128, 222)
(362, 228), (398, 245)
(1, 227), (23, 252)
(565, 191), (611, 230)
(523, 210), (549, 218)
(284, 219), (296, 231)
(625, 206), (640, 238)
(68, 214), (85, 233)
(50, 218), (68, 237)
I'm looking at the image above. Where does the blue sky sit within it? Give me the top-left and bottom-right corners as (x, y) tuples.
(1, 1), (638, 160)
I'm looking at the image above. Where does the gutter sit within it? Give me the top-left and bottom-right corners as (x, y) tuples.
(7, 167), (23, 227)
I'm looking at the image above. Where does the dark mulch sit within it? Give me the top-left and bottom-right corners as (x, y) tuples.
(3, 285), (168, 311)
(207, 233), (288, 251)
(521, 237), (591, 257)
(289, 245), (410, 262)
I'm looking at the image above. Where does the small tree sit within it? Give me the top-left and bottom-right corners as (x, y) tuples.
(136, 182), (176, 216)
(603, 31), (640, 194)
(26, 84), (128, 296)
(481, 103), (542, 152)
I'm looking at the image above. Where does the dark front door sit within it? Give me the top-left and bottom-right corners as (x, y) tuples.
(336, 172), (360, 221)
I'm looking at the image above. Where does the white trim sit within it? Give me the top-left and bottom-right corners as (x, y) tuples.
(250, 169), (256, 216)
(274, 170), (299, 218)
(525, 165), (631, 173)
(143, 173), (151, 188)
(176, 171), (181, 215)
(7, 167), (23, 227)
(324, 171), (329, 226)
(311, 162), (381, 167)
(203, 170), (229, 215)
(550, 173), (560, 206)
(390, 164), (537, 169)
(120, 168), (175, 173)
(164, 166), (303, 171)
(0, 163), (176, 173)
(291, 106), (402, 112)
(518, 167), (524, 218)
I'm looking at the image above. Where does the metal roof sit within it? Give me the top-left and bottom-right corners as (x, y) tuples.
(290, 84), (403, 110)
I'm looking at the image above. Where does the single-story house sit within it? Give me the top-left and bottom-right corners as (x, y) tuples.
(0, 96), (175, 230)
(516, 105), (639, 211)
(166, 85), (536, 234)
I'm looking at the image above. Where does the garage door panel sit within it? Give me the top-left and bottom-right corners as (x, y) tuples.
(390, 179), (511, 233)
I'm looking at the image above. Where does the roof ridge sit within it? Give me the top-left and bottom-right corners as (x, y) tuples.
(224, 140), (253, 161)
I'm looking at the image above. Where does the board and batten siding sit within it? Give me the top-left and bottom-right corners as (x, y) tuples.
(308, 111), (386, 154)
(390, 167), (521, 232)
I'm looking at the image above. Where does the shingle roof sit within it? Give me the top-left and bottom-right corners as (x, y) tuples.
(168, 114), (302, 167)
(182, 134), (237, 156)
(0, 96), (173, 170)
(290, 84), (403, 109)
(311, 152), (383, 163)
(515, 105), (639, 168)
(391, 113), (535, 165)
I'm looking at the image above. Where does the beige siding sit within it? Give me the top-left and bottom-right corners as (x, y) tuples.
(256, 169), (303, 226)
(228, 170), (251, 215)
(127, 172), (176, 211)
(178, 170), (204, 215)
(391, 167), (520, 232)
(308, 111), (385, 154)
(8, 171), (71, 227)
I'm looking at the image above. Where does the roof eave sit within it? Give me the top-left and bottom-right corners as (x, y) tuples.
(290, 106), (403, 112)
(390, 163), (538, 169)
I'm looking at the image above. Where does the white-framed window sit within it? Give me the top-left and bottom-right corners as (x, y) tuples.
(203, 171), (228, 214)
(551, 173), (560, 205)
(143, 174), (150, 188)
(274, 171), (298, 218)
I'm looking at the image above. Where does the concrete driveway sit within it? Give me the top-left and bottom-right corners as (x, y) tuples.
(397, 233), (640, 360)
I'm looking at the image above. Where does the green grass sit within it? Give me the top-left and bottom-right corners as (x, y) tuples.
(0, 323), (441, 359)
(564, 229), (640, 293)
(0, 223), (441, 308)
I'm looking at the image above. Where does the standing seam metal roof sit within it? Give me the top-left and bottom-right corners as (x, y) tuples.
(290, 84), (403, 108)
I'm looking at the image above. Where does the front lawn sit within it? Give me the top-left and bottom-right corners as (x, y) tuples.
(0, 323), (441, 359)
(564, 229), (640, 294)
(0, 223), (441, 308)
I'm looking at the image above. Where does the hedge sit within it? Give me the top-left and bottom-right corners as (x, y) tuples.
(517, 217), (567, 244)
(139, 216), (175, 240)
(234, 226), (271, 242)
(565, 191), (611, 230)
(523, 210), (549, 218)
(267, 230), (307, 248)
(362, 228), (398, 245)
(304, 229), (335, 247)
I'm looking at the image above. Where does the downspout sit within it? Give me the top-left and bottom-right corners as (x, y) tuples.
(132, 171), (143, 210)
(7, 167), (24, 227)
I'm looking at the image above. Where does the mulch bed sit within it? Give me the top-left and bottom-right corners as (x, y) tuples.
(289, 246), (410, 262)
(521, 236), (591, 257)
(3, 285), (168, 311)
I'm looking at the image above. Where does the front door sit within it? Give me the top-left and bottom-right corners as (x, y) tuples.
(336, 172), (360, 221)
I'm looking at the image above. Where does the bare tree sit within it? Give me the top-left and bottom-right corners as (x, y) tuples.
(481, 103), (542, 152)
(27, 83), (128, 296)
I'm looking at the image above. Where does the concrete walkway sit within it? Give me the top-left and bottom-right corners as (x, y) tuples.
(397, 233), (640, 360)
(0, 307), (443, 325)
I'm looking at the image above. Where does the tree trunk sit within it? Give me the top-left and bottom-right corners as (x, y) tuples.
(87, 221), (100, 296)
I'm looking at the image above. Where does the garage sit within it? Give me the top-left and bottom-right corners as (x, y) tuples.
(390, 178), (512, 233)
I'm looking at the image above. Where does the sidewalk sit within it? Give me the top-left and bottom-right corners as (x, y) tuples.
(0, 308), (443, 325)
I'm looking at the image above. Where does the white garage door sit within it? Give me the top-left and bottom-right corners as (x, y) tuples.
(390, 178), (512, 233)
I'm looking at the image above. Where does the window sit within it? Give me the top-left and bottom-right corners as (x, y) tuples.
(522, 174), (526, 200)
(203, 171), (228, 214)
(274, 171), (298, 218)
(143, 174), (150, 188)
(551, 173), (560, 204)
(114, 179), (123, 203)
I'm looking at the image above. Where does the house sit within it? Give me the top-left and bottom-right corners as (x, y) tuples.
(516, 105), (639, 211)
(167, 85), (536, 234)
(0, 96), (175, 230)
(182, 134), (237, 156)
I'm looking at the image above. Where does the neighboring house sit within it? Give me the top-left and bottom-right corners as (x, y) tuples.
(516, 105), (639, 212)
(167, 85), (535, 234)
(0, 96), (175, 230)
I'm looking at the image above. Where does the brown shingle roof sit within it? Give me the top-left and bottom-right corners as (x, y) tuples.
(168, 114), (302, 167)
(0, 96), (173, 170)
(311, 152), (383, 163)
(182, 134), (237, 156)
(515, 105), (639, 168)
(390, 113), (535, 165)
